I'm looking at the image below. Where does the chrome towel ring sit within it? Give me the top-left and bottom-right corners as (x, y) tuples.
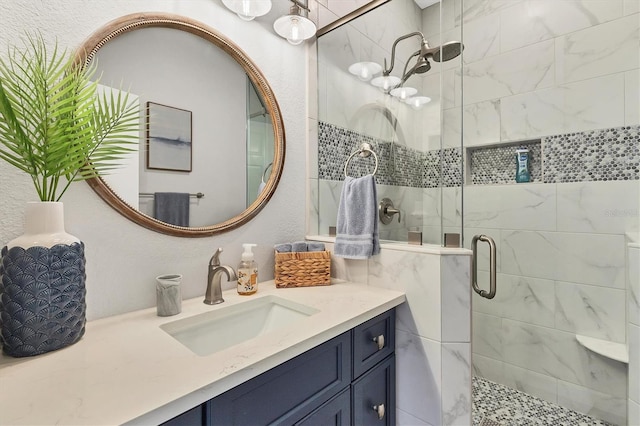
(344, 142), (379, 177)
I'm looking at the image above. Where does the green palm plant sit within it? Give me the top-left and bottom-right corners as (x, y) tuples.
(0, 33), (139, 201)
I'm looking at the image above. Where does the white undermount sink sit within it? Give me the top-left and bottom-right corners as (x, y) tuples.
(160, 295), (319, 356)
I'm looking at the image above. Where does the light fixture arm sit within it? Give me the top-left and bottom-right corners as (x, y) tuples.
(383, 31), (426, 76)
(290, 0), (310, 12)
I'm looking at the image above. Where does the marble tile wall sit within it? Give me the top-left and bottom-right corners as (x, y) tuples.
(467, 180), (638, 425)
(424, 1), (640, 424)
(313, 1), (639, 425)
(629, 245), (640, 425)
(325, 239), (472, 426)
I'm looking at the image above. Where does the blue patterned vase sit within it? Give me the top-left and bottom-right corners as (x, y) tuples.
(0, 202), (86, 357)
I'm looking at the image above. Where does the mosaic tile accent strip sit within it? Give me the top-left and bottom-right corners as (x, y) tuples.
(543, 125), (640, 183)
(319, 121), (463, 188)
(472, 376), (614, 426)
(470, 141), (542, 185)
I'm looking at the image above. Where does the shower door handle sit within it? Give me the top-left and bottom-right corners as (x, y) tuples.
(471, 235), (497, 299)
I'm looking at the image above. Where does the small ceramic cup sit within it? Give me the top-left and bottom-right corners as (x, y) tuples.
(156, 274), (182, 316)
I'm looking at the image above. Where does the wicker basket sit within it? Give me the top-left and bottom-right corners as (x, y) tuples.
(274, 250), (331, 288)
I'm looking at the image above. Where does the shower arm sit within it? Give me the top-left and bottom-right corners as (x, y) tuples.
(383, 31), (426, 76)
(398, 50), (421, 86)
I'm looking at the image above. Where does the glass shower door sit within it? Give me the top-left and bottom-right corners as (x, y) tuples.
(462, 1), (639, 425)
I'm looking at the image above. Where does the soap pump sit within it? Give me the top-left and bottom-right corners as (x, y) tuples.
(237, 243), (258, 295)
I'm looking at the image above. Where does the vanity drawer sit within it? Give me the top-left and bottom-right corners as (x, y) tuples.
(352, 354), (396, 426)
(294, 387), (351, 426)
(209, 331), (351, 425)
(352, 309), (395, 379)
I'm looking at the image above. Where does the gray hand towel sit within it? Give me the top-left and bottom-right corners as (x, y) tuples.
(306, 242), (326, 252)
(334, 175), (380, 259)
(291, 241), (308, 252)
(154, 192), (190, 227)
(274, 243), (292, 253)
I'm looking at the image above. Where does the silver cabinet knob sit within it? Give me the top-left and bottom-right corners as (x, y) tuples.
(372, 403), (385, 420)
(372, 334), (385, 350)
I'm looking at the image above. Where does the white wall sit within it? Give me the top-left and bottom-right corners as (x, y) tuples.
(0, 0), (307, 321)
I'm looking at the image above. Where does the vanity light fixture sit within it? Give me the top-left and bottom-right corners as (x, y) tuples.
(222, 0), (272, 21)
(273, 0), (317, 45)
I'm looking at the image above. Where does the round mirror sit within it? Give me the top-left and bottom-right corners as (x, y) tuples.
(75, 13), (285, 237)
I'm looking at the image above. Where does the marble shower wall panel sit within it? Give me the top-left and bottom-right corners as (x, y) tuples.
(626, 69), (640, 126)
(500, 230), (627, 289)
(500, 74), (626, 141)
(369, 249), (442, 341)
(440, 255), (471, 342)
(556, 181), (640, 235)
(459, 13), (500, 65)
(473, 273), (556, 329)
(625, 0), (640, 15)
(463, 184), (556, 231)
(461, 39), (555, 106)
(441, 343), (472, 425)
(630, 245), (640, 328)
(396, 330), (443, 426)
(557, 380), (628, 426)
(629, 245), (640, 422)
(502, 362), (559, 404)
(472, 312), (503, 360)
(502, 319), (628, 398)
(555, 13), (640, 86)
(500, 0), (624, 54)
(364, 247), (472, 425)
(554, 282), (626, 343)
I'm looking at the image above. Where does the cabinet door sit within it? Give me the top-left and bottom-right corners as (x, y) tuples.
(295, 388), (351, 426)
(352, 355), (396, 426)
(209, 332), (351, 425)
(353, 309), (395, 379)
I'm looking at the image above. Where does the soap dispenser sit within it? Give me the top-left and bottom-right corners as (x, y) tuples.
(237, 243), (258, 295)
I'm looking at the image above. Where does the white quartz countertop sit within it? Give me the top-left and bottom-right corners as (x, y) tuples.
(0, 280), (405, 425)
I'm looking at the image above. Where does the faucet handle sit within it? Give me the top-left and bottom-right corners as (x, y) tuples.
(210, 248), (223, 267)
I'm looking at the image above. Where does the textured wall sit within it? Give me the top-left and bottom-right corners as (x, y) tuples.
(0, 0), (307, 321)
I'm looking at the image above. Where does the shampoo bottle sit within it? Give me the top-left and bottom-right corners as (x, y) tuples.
(515, 149), (530, 183)
(237, 243), (258, 295)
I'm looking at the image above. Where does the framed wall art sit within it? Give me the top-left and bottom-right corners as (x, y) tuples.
(146, 102), (192, 172)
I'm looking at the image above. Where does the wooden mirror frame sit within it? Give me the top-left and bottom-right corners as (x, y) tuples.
(74, 13), (285, 237)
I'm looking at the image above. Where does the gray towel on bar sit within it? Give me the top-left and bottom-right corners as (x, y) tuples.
(154, 192), (190, 227)
(334, 175), (380, 259)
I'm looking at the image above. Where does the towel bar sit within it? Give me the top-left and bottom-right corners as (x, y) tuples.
(139, 192), (205, 199)
(344, 142), (379, 177)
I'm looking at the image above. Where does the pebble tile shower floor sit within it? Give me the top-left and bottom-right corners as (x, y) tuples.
(473, 377), (615, 426)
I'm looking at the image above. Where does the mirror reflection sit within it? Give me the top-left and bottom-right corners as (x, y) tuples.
(77, 14), (284, 236)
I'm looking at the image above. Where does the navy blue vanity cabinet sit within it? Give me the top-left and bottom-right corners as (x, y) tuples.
(208, 331), (352, 425)
(162, 309), (396, 426)
(352, 355), (396, 425)
(294, 388), (351, 426)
